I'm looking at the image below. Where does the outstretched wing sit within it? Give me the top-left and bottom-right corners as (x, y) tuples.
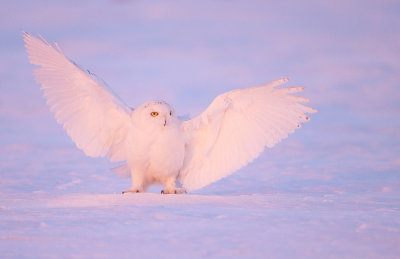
(23, 32), (131, 162)
(180, 78), (316, 191)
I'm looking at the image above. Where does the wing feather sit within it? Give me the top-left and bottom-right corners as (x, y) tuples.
(180, 78), (316, 190)
(23, 32), (131, 162)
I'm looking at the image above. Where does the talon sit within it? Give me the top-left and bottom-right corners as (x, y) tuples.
(160, 189), (186, 194)
(122, 189), (141, 194)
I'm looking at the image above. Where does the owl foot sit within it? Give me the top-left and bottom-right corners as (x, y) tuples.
(122, 189), (142, 194)
(161, 188), (187, 194)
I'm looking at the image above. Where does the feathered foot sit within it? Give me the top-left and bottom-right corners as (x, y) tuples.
(122, 189), (142, 194)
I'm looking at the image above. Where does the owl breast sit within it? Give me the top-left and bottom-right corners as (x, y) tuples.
(127, 120), (185, 179)
(148, 124), (185, 177)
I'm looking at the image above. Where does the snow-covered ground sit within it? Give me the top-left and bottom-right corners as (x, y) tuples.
(1, 0), (399, 258)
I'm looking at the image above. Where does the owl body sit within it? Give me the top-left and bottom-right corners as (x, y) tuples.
(126, 101), (186, 193)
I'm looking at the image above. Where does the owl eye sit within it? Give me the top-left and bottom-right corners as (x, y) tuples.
(169, 111), (172, 116)
(150, 112), (159, 117)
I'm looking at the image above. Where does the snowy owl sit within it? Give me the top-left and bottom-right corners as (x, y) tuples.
(23, 32), (316, 194)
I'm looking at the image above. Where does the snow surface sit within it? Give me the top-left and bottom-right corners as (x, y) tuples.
(1, 0), (400, 258)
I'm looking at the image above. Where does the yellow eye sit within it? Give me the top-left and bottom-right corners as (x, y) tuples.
(150, 112), (159, 117)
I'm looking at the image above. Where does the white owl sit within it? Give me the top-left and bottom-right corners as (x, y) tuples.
(23, 32), (316, 194)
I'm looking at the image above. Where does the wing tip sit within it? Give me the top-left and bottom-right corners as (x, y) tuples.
(22, 31), (56, 50)
(281, 77), (290, 82)
(22, 30), (29, 38)
(309, 107), (318, 113)
(275, 77), (289, 85)
(22, 30), (32, 46)
(264, 77), (290, 88)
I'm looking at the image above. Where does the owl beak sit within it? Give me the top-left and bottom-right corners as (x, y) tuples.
(164, 117), (167, 127)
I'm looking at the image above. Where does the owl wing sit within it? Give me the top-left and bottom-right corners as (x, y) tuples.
(180, 78), (316, 191)
(23, 32), (131, 162)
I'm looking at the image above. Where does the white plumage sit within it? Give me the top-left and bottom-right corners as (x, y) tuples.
(23, 32), (316, 194)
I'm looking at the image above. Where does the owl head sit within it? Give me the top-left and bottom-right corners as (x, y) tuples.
(132, 100), (176, 128)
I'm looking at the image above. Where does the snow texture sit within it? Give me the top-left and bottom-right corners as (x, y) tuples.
(1, 0), (399, 258)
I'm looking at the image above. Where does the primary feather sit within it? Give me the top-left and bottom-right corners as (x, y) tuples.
(23, 32), (131, 162)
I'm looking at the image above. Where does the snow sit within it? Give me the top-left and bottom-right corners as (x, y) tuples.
(1, 0), (400, 258)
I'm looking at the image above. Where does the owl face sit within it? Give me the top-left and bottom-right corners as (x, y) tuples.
(134, 101), (175, 128)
